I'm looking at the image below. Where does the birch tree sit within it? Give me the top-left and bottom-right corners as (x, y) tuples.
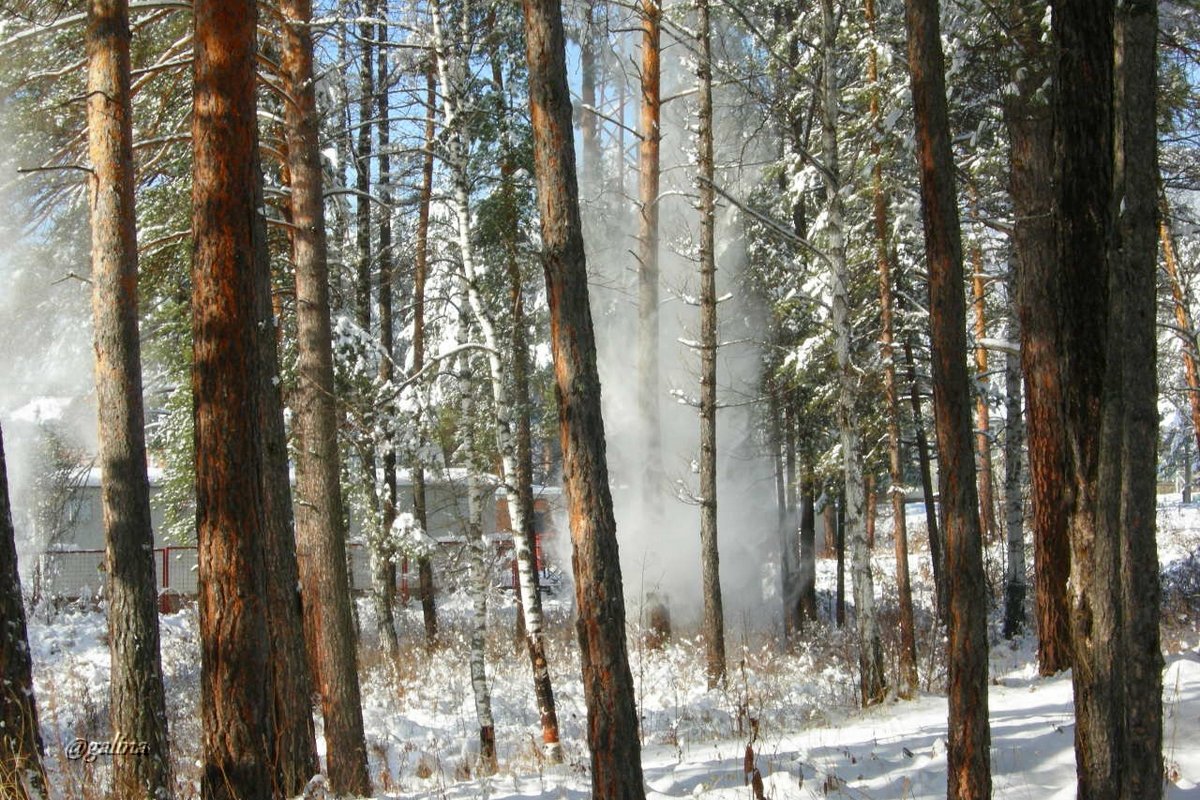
(818, 0), (886, 706)
(431, 0), (562, 760)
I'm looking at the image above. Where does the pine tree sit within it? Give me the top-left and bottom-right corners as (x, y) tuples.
(83, 1), (172, 795)
(521, 0), (646, 795)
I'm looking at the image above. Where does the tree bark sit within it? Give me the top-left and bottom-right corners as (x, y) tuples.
(638, 0), (662, 503)
(454, 317), (498, 776)
(696, 0), (726, 689)
(1002, 261), (1027, 641)
(1160, 191), (1200, 467)
(521, 1), (646, 796)
(798, 467), (818, 625)
(904, 335), (947, 622)
(820, 0), (885, 707)
(867, 0), (917, 693)
(373, 1), (401, 660)
(280, 0), (372, 792)
(1003, 0), (1071, 675)
(905, 0), (992, 794)
(1114, 3), (1162, 795)
(412, 65), (439, 646)
(0, 425), (47, 799)
(1054, 3), (1127, 796)
(84, 2), (172, 795)
(969, 233), (1000, 544)
(191, 4), (276, 795)
(250, 146), (320, 795)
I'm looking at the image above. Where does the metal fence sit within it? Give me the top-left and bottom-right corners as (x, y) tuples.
(33, 544), (379, 608)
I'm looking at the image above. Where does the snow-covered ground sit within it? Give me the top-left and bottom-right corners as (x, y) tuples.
(26, 498), (1200, 798)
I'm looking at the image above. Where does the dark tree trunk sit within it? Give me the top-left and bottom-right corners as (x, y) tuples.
(1054, 3), (1126, 796)
(1002, 264), (1027, 642)
(191, 3), (276, 796)
(905, 0), (992, 794)
(835, 496), (844, 628)
(0, 425), (47, 800)
(1003, 0), (1071, 675)
(904, 336), (947, 621)
(798, 469), (818, 625)
(521, 2), (646, 796)
(84, 2), (172, 796)
(696, 0), (726, 690)
(412, 66), (439, 646)
(373, 3), (401, 660)
(280, 0), (372, 793)
(1115, 2), (1162, 795)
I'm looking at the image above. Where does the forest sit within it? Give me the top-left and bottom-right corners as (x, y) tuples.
(0, 0), (1197, 798)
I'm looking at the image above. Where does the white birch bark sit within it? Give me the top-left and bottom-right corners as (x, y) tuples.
(432, 0), (560, 761)
(820, 0), (886, 705)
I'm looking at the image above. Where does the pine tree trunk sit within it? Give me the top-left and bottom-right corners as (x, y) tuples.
(412, 65), (439, 646)
(84, 3), (172, 795)
(866, 0), (917, 687)
(1055, 4), (1126, 795)
(638, 0), (663, 501)
(772, 386), (800, 636)
(905, 0), (992, 794)
(522, 2), (646, 795)
(0, 425), (47, 799)
(798, 468), (818, 625)
(969, 240), (1000, 544)
(1160, 192), (1200, 464)
(696, 0), (726, 688)
(191, 4), (277, 795)
(821, 0), (885, 706)
(1002, 0), (1071, 675)
(834, 496), (845, 627)
(251, 143), (319, 795)
(1002, 268), (1027, 641)
(373, 4), (401, 660)
(904, 336), (947, 620)
(280, 0), (372, 792)
(1115, 2), (1162, 794)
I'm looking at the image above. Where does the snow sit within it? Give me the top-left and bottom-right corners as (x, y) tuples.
(22, 498), (1200, 798)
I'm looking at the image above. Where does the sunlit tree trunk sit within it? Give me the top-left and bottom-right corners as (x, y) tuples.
(1160, 191), (1200, 467)
(638, 0), (662, 503)
(0, 425), (47, 800)
(84, 2), (172, 796)
(521, 1), (646, 795)
(192, 3), (276, 795)
(695, 0), (726, 689)
(280, 0), (371, 792)
(969, 230), (999, 544)
(905, 0), (992, 793)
